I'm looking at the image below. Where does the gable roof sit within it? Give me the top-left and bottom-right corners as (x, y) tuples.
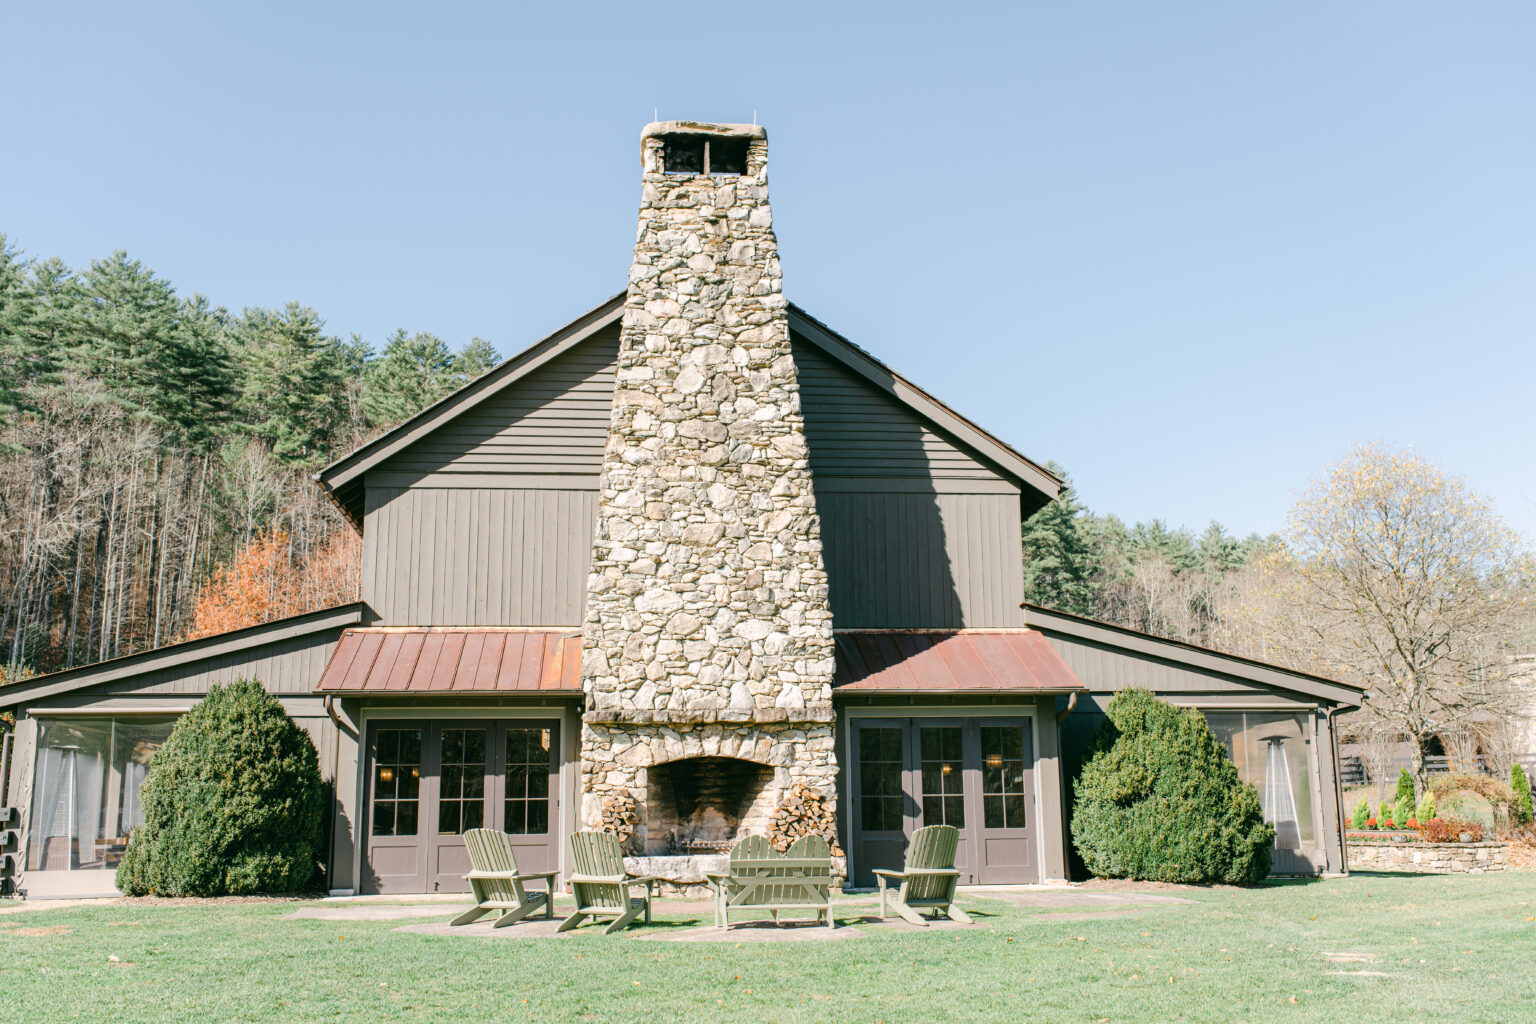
(317, 294), (1062, 527)
(1020, 603), (1366, 708)
(0, 603), (368, 706)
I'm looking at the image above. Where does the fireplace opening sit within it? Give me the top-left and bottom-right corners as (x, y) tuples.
(647, 756), (774, 855)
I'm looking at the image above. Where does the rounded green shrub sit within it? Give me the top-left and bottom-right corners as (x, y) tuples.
(1070, 688), (1275, 884)
(116, 679), (324, 896)
(1351, 797), (1370, 830)
(1416, 789), (1436, 824)
(1378, 800), (1392, 827)
(1512, 764), (1533, 827)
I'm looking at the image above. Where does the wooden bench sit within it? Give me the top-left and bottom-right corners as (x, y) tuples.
(706, 834), (834, 929)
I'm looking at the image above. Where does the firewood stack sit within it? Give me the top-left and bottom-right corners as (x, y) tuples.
(767, 783), (844, 856)
(599, 792), (640, 853)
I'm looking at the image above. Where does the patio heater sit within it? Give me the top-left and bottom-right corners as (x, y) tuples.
(1262, 736), (1301, 850)
(41, 744), (79, 871)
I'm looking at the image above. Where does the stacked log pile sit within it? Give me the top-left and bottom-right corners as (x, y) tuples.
(599, 792), (640, 853)
(767, 783), (843, 856)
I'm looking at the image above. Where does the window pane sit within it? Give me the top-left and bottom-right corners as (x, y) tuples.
(372, 802), (395, 836)
(27, 716), (177, 872)
(396, 800), (418, 836)
(399, 766), (421, 801)
(439, 800), (460, 835)
(984, 795), (1003, 830)
(527, 801), (548, 835)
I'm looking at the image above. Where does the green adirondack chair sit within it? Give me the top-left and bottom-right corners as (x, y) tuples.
(450, 829), (560, 928)
(706, 833), (835, 929)
(557, 830), (657, 935)
(873, 824), (973, 926)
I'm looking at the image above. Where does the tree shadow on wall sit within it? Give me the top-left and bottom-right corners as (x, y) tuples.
(793, 333), (965, 631)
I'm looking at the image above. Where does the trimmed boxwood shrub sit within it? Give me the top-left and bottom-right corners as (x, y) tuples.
(116, 679), (324, 896)
(1070, 688), (1275, 884)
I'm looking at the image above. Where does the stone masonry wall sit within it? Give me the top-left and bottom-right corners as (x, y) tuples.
(1347, 839), (1509, 874)
(579, 122), (838, 840)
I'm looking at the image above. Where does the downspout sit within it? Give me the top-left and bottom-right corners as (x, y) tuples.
(324, 695), (357, 741)
(1055, 691), (1078, 883)
(1325, 706), (1348, 875)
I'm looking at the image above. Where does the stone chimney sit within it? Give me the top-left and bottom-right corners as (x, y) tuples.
(579, 122), (838, 854)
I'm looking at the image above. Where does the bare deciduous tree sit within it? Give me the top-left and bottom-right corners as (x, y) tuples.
(1226, 444), (1533, 789)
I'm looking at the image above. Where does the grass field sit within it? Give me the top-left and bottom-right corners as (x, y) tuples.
(2, 873), (1534, 1023)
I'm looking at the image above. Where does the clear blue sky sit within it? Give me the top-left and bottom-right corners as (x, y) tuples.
(4, 2), (1532, 539)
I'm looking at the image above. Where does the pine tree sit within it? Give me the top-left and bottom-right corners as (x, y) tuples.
(153, 295), (235, 451)
(456, 337), (499, 381)
(76, 251), (181, 418)
(1020, 462), (1099, 614)
(0, 234), (33, 426)
(235, 304), (352, 467)
(361, 329), (485, 428)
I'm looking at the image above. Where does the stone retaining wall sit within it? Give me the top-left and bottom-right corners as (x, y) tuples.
(1347, 839), (1509, 874)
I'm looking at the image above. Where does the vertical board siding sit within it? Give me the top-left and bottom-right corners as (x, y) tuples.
(360, 330), (616, 627)
(817, 491), (1024, 628)
(363, 487), (596, 626)
(794, 330), (1027, 629)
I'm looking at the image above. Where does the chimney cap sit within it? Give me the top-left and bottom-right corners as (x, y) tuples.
(641, 120), (766, 142)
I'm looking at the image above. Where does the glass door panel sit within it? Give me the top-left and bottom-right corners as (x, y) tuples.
(980, 725), (1028, 830)
(437, 728), (487, 835)
(918, 726), (965, 827)
(504, 726), (555, 836)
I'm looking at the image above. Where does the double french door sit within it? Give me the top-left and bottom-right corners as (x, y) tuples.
(363, 719), (560, 894)
(849, 717), (1036, 887)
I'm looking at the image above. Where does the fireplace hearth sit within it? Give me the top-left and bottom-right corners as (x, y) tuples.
(646, 755), (774, 856)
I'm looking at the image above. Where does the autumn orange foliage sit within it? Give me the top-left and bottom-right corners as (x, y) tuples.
(188, 530), (361, 639)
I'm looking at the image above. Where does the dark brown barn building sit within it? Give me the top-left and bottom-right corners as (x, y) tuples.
(1, 122), (1361, 898)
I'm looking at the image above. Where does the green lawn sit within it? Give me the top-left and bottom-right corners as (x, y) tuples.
(2, 874), (1534, 1023)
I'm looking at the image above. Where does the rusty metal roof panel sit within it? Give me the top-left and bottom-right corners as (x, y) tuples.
(833, 630), (1086, 693)
(315, 628), (584, 695)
